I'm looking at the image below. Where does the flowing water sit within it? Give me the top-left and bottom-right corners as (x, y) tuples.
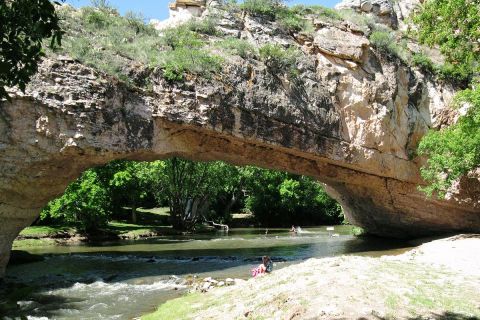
(1, 227), (413, 320)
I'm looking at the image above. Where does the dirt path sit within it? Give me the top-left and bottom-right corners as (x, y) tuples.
(143, 235), (480, 320)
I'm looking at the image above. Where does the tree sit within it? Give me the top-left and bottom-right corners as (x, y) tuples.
(109, 161), (161, 223)
(0, 0), (63, 100)
(413, 0), (480, 197)
(40, 170), (111, 232)
(418, 87), (480, 197)
(242, 167), (342, 227)
(154, 158), (241, 230)
(411, 0), (479, 83)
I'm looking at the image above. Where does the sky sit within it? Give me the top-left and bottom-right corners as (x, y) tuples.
(64, 0), (341, 22)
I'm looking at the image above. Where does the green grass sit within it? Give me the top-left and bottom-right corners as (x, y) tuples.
(142, 293), (204, 320)
(18, 226), (74, 237)
(48, 6), (223, 84)
(216, 37), (257, 59)
(12, 238), (57, 248)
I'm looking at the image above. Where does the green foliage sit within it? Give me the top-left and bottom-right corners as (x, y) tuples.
(40, 171), (111, 232)
(288, 5), (342, 27)
(411, 0), (480, 83)
(217, 37), (257, 59)
(411, 52), (434, 73)
(160, 25), (204, 50)
(186, 17), (222, 36)
(259, 43), (300, 76)
(418, 86), (480, 197)
(243, 167), (343, 227)
(41, 158), (344, 231)
(159, 25), (222, 81)
(109, 161), (162, 222)
(413, 0), (480, 196)
(241, 0), (283, 19)
(369, 30), (409, 63)
(0, 0), (63, 100)
(49, 5), (161, 84)
(153, 158), (240, 230)
(161, 47), (223, 82)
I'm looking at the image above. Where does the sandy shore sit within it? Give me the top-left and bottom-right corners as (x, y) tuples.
(143, 234), (480, 320)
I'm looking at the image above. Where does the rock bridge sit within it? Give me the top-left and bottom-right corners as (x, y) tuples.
(1, 0), (479, 277)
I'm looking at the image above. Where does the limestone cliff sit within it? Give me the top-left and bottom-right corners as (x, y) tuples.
(0, 0), (479, 277)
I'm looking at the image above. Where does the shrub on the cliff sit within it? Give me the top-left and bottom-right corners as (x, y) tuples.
(158, 25), (222, 81)
(48, 5), (161, 84)
(160, 25), (204, 50)
(217, 38), (257, 59)
(369, 30), (409, 63)
(412, 52), (434, 73)
(276, 7), (318, 34)
(414, 0), (480, 197)
(241, 0), (283, 18)
(411, 0), (479, 84)
(418, 86), (480, 197)
(259, 43), (299, 74)
(161, 48), (223, 82)
(186, 17), (222, 36)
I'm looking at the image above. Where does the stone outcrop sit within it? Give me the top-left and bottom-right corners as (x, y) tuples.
(151, 0), (206, 30)
(0, 0), (479, 277)
(335, 0), (421, 31)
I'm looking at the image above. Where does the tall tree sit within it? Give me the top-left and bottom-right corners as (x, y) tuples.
(109, 161), (161, 223)
(0, 0), (63, 100)
(154, 158), (241, 230)
(40, 170), (111, 232)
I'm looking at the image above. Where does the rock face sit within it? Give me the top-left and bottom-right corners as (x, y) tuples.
(0, 0), (479, 277)
(151, 0), (206, 30)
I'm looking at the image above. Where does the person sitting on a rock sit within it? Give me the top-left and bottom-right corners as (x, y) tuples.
(251, 256), (273, 277)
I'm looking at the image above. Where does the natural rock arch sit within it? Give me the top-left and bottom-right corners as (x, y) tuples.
(1, 1), (479, 276)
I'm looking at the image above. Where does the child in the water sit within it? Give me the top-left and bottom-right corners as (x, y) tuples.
(251, 256), (273, 277)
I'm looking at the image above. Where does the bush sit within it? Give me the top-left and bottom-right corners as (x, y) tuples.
(291, 5), (342, 22)
(241, 0), (283, 18)
(412, 52), (434, 73)
(48, 6), (162, 84)
(369, 30), (409, 63)
(186, 17), (222, 36)
(160, 25), (204, 50)
(259, 43), (299, 73)
(217, 37), (256, 59)
(277, 9), (312, 33)
(161, 48), (223, 81)
(418, 86), (480, 197)
(411, 0), (479, 84)
(243, 168), (343, 227)
(40, 170), (111, 232)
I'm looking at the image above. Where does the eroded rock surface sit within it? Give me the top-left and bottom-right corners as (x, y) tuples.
(0, 0), (479, 277)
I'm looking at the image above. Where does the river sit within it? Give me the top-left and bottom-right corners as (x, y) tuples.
(1, 227), (413, 320)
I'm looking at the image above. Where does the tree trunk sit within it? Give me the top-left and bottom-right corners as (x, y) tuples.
(131, 203), (137, 224)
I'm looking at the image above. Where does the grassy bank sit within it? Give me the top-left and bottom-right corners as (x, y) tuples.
(13, 207), (177, 248)
(143, 235), (480, 320)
